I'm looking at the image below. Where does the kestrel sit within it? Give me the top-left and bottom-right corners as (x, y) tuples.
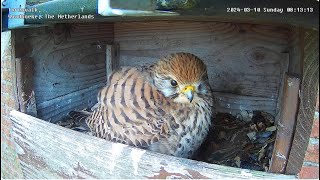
(70, 52), (214, 158)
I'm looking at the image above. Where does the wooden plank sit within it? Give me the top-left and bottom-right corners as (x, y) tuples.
(288, 28), (304, 76)
(286, 30), (319, 174)
(13, 23), (114, 123)
(275, 53), (290, 124)
(213, 92), (277, 116)
(9, 110), (296, 179)
(15, 57), (37, 117)
(114, 21), (290, 115)
(269, 74), (301, 173)
(36, 83), (103, 122)
(106, 44), (120, 80)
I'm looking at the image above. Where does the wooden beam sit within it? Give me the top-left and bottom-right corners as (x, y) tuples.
(286, 30), (319, 175)
(15, 57), (38, 117)
(288, 28), (305, 76)
(9, 110), (295, 179)
(275, 53), (290, 123)
(213, 92), (277, 116)
(106, 44), (120, 80)
(269, 74), (301, 173)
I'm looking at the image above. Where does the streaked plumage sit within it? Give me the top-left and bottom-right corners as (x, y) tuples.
(70, 52), (214, 158)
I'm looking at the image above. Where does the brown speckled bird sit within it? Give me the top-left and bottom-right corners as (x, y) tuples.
(70, 52), (214, 158)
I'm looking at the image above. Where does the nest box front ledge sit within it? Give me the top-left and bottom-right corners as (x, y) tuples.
(9, 110), (296, 179)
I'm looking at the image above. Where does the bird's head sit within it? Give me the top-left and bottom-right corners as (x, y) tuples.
(152, 53), (212, 104)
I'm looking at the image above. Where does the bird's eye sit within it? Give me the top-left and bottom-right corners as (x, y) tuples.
(171, 80), (178, 87)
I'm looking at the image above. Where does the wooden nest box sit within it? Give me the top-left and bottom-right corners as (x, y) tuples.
(1, 0), (319, 179)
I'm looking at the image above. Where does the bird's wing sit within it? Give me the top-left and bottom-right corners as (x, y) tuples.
(87, 67), (173, 148)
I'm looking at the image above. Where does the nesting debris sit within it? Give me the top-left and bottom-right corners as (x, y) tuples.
(236, 110), (254, 122)
(55, 107), (92, 135)
(193, 111), (276, 172)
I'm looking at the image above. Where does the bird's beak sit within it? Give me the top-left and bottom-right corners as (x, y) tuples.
(181, 85), (195, 102)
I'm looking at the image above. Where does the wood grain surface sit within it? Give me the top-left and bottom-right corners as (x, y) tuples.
(115, 21), (290, 116)
(13, 21), (291, 121)
(106, 44), (120, 79)
(286, 30), (319, 175)
(269, 74), (301, 173)
(14, 23), (114, 123)
(15, 57), (38, 117)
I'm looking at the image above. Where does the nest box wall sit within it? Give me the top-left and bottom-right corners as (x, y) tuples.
(14, 23), (114, 122)
(114, 21), (289, 117)
(14, 21), (290, 123)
